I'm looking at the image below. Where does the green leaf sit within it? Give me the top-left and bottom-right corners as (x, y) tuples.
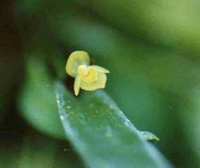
(179, 87), (200, 167)
(55, 82), (173, 168)
(17, 134), (85, 168)
(79, 0), (200, 57)
(19, 56), (65, 138)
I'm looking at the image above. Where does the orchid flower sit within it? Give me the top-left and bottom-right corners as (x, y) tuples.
(66, 51), (110, 96)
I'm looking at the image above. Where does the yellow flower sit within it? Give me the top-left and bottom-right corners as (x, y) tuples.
(66, 51), (110, 96)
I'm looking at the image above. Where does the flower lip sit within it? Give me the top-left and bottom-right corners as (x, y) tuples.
(80, 67), (99, 83)
(78, 65), (88, 75)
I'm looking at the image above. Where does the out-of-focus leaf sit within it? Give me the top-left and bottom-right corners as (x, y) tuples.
(19, 55), (65, 138)
(179, 87), (200, 167)
(46, 12), (200, 96)
(79, 0), (200, 57)
(17, 134), (85, 168)
(0, 131), (85, 168)
(56, 82), (173, 168)
(17, 135), (56, 168)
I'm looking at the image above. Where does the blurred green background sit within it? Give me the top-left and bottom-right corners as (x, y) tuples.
(1, 0), (200, 167)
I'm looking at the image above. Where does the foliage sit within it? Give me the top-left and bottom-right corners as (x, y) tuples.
(1, 0), (200, 168)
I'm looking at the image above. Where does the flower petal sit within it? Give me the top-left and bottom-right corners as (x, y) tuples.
(74, 76), (81, 96)
(90, 65), (110, 73)
(66, 51), (90, 77)
(80, 72), (107, 91)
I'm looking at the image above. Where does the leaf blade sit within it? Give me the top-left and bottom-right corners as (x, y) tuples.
(55, 82), (173, 168)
